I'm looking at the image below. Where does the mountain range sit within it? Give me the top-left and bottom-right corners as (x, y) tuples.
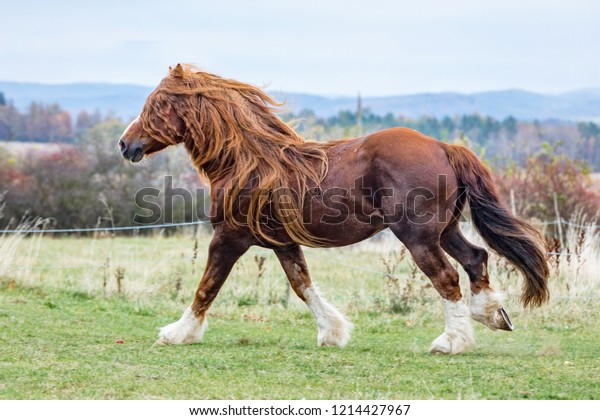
(1, 81), (600, 122)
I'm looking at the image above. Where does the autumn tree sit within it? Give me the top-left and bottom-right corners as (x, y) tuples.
(19, 102), (73, 142)
(75, 110), (103, 135)
(0, 101), (21, 140)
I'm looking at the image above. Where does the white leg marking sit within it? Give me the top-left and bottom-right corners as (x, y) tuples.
(156, 306), (207, 345)
(470, 289), (505, 330)
(430, 299), (474, 354)
(304, 286), (353, 347)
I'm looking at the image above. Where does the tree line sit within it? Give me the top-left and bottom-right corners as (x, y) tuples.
(283, 108), (600, 171)
(0, 92), (103, 142)
(2, 90), (599, 171)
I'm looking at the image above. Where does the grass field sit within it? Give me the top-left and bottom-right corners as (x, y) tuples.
(1, 227), (600, 399)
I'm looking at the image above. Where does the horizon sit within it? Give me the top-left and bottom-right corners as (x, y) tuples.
(1, 78), (599, 99)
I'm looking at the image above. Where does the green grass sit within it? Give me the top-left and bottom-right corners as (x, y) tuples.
(1, 234), (599, 399)
(1, 283), (599, 399)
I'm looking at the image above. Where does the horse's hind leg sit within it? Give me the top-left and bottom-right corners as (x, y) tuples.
(274, 245), (352, 347)
(392, 227), (474, 354)
(440, 223), (513, 331)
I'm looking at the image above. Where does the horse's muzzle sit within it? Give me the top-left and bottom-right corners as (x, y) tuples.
(119, 138), (144, 162)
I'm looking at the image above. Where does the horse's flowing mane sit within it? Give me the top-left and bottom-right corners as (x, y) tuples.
(140, 64), (329, 246)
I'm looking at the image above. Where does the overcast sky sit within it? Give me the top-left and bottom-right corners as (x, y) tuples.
(2, 0), (599, 95)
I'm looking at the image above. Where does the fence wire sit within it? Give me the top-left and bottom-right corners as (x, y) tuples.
(0, 220), (211, 234)
(1, 218), (596, 294)
(1, 217), (598, 235)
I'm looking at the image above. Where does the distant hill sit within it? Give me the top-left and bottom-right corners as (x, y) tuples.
(277, 89), (600, 121)
(1, 81), (600, 121)
(0, 81), (153, 121)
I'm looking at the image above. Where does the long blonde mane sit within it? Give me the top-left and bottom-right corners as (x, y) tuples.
(140, 64), (329, 246)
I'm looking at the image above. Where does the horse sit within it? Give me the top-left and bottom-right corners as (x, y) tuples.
(118, 64), (549, 354)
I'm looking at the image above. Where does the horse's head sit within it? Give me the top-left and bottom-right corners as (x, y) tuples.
(118, 64), (188, 162)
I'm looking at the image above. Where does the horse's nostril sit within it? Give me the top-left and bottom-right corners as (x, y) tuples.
(118, 139), (126, 151)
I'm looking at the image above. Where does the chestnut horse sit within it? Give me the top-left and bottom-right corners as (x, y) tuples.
(118, 64), (549, 354)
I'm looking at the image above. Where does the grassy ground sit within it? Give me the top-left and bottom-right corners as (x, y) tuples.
(1, 232), (599, 399)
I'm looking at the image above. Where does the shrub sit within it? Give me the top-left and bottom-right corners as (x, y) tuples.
(494, 143), (600, 225)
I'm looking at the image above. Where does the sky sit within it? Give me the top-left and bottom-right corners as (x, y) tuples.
(2, 0), (600, 96)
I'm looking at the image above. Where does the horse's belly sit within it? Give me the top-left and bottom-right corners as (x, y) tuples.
(302, 196), (386, 247)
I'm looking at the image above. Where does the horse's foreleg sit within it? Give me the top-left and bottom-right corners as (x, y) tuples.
(274, 245), (352, 347)
(441, 224), (513, 331)
(156, 233), (250, 345)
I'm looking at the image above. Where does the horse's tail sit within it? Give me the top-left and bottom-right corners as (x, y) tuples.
(441, 143), (549, 308)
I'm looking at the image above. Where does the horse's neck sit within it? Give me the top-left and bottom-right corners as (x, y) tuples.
(183, 139), (230, 183)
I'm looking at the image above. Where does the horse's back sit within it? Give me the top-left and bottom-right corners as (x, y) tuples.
(327, 127), (458, 191)
(361, 127), (451, 170)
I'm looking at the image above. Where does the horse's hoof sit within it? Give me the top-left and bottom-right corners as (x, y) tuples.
(317, 317), (353, 347)
(154, 336), (169, 346)
(494, 307), (514, 331)
(429, 335), (452, 354)
(429, 331), (473, 355)
(155, 310), (208, 345)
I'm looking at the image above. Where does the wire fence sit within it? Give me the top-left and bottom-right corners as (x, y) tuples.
(0, 220), (211, 234)
(1, 219), (597, 281)
(1, 217), (598, 235)
(535, 219), (600, 229)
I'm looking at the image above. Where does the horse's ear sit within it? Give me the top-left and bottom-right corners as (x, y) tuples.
(171, 63), (184, 79)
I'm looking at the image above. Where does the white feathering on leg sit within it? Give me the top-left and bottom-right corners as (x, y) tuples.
(304, 286), (353, 347)
(430, 299), (474, 354)
(470, 289), (505, 330)
(156, 306), (207, 345)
